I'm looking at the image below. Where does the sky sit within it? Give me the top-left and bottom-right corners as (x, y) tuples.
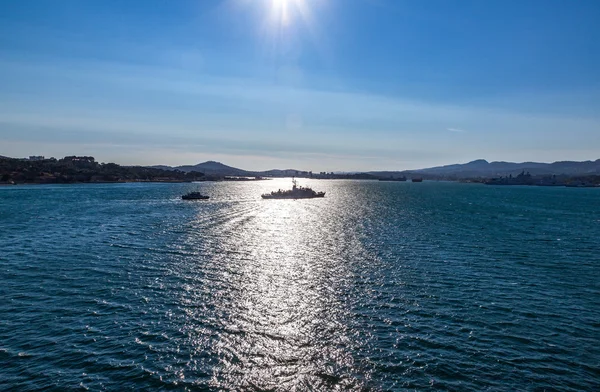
(1, 0), (599, 171)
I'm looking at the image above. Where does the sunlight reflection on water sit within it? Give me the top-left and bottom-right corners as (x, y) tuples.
(2, 181), (599, 391)
(177, 180), (373, 390)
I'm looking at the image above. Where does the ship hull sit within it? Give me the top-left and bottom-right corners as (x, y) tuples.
(261, 193), (325, 199)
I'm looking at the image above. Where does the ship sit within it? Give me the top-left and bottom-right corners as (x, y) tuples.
(261, 179), (325, 199)
(182, 191), (210, 200)
(484, 171), (533, 186)
(378, 176), (407, 182)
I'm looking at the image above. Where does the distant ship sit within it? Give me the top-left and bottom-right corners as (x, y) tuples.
(411, 177), (423, 182)
(378, 176), (407, 182)
(182, 191), (209, 200)
(485, 171), (533, 186)
(262, 179), (325, 199)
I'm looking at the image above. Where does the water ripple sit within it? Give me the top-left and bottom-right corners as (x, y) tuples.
(1, 181), (599, 390)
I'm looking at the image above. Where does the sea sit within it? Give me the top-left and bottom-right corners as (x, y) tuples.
(1, 180), (599, 391)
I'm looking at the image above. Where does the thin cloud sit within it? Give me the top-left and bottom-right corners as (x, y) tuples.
(447, 127), (466, 133)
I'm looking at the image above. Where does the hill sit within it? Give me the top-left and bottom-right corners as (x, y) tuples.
(0, 156), (205, 184)
(155, 161), (311, 177)
(371, 159), (600, 179)
(161, 161), (252, 176)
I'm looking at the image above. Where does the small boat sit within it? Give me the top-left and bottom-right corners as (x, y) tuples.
(182, 191), (209, 200)
(262, 179), (325, 199)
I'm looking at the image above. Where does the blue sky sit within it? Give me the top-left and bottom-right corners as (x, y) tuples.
(1, 0), (599, 171)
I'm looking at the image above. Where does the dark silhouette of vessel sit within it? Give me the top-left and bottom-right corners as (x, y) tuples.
(182, 191), (209, 200)
(411, 177), (423, 182)
(485, 171), (533, 185)
(262, 179), (325, 199)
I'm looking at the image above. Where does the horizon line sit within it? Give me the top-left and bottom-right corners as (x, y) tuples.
(2, 153), (599, 173)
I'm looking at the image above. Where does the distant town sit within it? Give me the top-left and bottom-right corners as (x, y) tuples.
(1, 155), (599, 187)
(0, 156), (205, 184)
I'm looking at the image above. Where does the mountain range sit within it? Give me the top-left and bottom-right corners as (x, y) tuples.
(153, 159), (600, 179)
(407, 159), (600, 178)
(151, 161), (311, 178)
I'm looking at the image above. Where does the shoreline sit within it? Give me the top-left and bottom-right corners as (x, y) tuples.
(0, 178), (275, 186)
(0, 180), (200, 186)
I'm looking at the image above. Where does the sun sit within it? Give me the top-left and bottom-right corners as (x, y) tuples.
(231, 0), (319, 49)
(270, 0), (306, 27)
(230, 0), (316, 32)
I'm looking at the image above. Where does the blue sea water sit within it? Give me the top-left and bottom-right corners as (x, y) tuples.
(1, 180), (599, 391)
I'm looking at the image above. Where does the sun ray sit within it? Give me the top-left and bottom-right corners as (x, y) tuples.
(270, 0), (305, 28)
(230, 0), (329, 62)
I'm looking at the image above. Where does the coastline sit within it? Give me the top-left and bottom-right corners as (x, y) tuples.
(0, 177), (273, 186)
(0, 179), (200, 186)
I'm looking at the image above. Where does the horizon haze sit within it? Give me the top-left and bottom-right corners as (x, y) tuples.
(1, 0), (599, 171)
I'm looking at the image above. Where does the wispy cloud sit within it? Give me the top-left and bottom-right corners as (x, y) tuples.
(1, 58), (599, 169)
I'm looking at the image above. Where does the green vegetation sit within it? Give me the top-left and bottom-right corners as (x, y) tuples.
(0, 156), (204, 184)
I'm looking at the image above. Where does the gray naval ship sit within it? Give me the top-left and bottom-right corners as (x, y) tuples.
(261, 179), (325, 199)
(182, 191), (209, 200)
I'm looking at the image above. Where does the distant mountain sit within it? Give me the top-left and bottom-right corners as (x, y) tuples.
(148, 165), (175, 171)
(151, 158), (600, 180)
(151, 161), (251, 176)
(371, 159), (600, 179)
(153, 161), (309, 177)
(175, 161), (251, 176)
